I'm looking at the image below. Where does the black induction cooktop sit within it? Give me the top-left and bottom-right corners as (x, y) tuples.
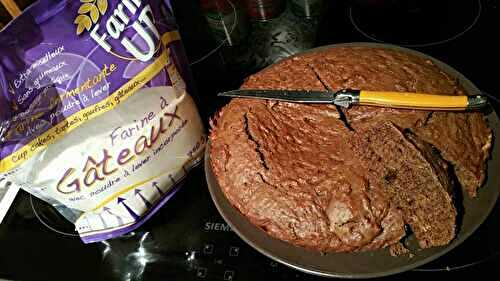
(1, 1), (499, 280)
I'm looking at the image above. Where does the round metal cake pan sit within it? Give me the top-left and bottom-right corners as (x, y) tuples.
(205, 43), (500, 278)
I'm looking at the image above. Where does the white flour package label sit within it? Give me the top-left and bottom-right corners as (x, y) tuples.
(0, 0), (206, 243)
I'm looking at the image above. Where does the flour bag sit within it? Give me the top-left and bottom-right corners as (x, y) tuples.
(0, 0), (206, 243)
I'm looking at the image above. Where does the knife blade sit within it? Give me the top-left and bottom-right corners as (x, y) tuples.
(218, 89), (335, 103)
(218, 89), (488, 111)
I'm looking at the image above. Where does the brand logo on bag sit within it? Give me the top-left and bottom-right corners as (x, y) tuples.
(74, 0), (160, 62)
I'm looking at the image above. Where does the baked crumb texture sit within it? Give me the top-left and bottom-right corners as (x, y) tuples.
(209, 47), (492, 253)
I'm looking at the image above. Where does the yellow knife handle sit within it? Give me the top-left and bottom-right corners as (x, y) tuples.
(358, 90), (477, 110)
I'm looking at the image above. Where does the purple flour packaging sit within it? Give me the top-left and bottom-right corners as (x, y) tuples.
(0, 0), (206, 243)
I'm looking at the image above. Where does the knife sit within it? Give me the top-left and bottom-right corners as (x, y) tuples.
(218, 89), (488, 110)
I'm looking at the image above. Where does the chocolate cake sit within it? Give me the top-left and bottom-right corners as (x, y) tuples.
(306, 47), (492, 197)
(350, 122), (456, 248)
(209, 47), (492, 252)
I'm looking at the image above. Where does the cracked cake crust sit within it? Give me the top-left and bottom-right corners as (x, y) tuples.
(209, 47), (492, 252)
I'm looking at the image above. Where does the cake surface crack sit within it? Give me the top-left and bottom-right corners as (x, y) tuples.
(243, 112), (270, 170)
(308, 63), (354, 131)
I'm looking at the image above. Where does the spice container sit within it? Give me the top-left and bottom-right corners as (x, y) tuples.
(200, 0), (249, 46)
(289, 0), (324, 18)
(245, 0), (286, 21)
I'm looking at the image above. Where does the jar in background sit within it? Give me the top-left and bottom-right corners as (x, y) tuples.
(289, 0), (324, 18)
(245, 0), (286, 21)
(200, 0), (249, 46)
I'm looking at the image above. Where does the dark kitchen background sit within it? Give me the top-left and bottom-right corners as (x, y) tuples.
(1, 1), (499, 281)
